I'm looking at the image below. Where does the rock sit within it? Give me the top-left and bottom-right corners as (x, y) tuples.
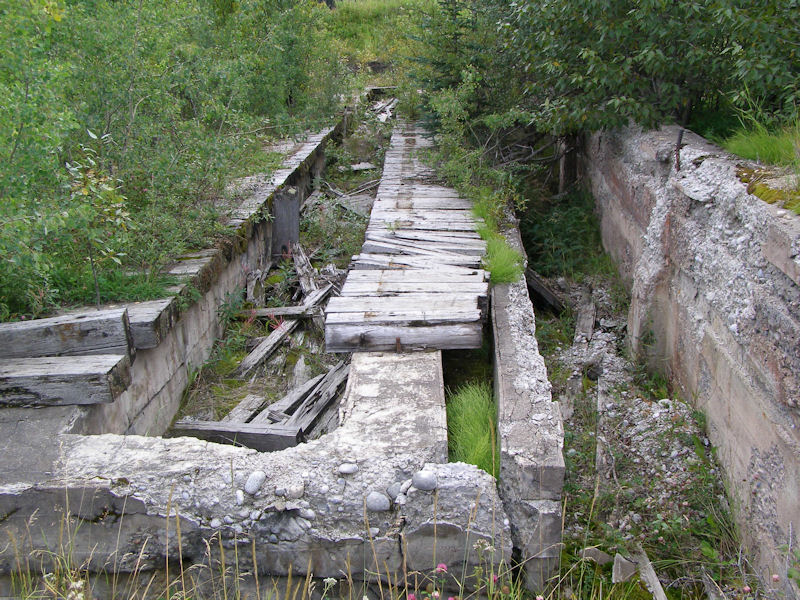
(386, 482), (402, 499)
(394, 493), (407, 506)
(286, 484), (304, 499)
(338, 463), (358, 475)
(299, 508), (316, 520)
(244, 470), (267, 495)
(412, 470), (437, 491)
(612, 553), (638, 583)
(581, 547), (613, 565)
(366, 491), (391, 512)
(369, 527), (380, 537)
(235, 489), (245, 506)
(210, 517), (222, 528)
(275, 487), (286, 497)
(400, 479), (412, 494)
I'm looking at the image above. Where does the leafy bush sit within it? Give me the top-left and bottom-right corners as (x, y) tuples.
(0, 0), (349, 320)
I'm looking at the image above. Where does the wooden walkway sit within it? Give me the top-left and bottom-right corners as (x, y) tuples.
(325, 123), (489, 352)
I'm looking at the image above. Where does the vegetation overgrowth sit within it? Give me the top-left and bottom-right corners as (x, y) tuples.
(0, 0), (350, 320)
(446, 381), (499, 478)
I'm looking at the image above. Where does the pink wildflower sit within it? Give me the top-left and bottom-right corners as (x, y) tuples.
(492, 575), (498, 584)
(432, 592), (440, 599)
(743, 586), (752, 594)
(536, 596), (544, 600)
(408, 595), (416, 600)
(773, 574), (780, 582)
(436, 563), (447, 574)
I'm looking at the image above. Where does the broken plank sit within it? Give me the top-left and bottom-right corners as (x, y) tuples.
(325, 323), (482, 353)
(0, 355), (131, 407)
(0, 308), (135, 360)
(291, 242), (319, 297)
(372, 229), (485, 245)
(285, 362), (349, 433)
(326, 309), (482, 326)
(525, 268), (566, 314)
(241, 306), (323, 320)
(250, 372), (326, 424)
(221, 394), (267, 423)
(171, 420), (301, 451)
(360, 238), (480, 260)
(235, 320), (299, 379)
(351, 253), (482, 269)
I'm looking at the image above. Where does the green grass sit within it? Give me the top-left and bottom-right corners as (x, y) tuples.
(483, 234), (524, 284)
(723, 122), (800, 167)
(446, 382), (499, 478)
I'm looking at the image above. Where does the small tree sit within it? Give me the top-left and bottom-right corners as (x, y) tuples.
(65, 134), (132, 307)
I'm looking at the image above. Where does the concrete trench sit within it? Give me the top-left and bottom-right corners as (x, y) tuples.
(0, 116), (564, 597)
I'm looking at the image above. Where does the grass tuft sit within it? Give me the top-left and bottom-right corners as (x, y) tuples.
(483, 235), (524, 284)
(446, 382), (499, 478)
(723, 122), (800, 167)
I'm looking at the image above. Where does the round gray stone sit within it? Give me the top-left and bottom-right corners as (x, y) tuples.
(366, 491), (391, 512)
(386, 482), (402, 499)
(338, 462), (359, 475)
(286, 483), (305, 499)
(244, 470), (267, 495)
(210, 517), (222, 528)
(412, 470), (437, 491)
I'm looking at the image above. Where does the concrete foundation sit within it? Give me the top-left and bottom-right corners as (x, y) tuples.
(584, 125), (800, 596)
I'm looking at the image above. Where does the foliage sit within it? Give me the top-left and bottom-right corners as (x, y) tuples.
(723, 122), (800, 169)
(446, 381), (499, 478)
(0, 0), (349, 320)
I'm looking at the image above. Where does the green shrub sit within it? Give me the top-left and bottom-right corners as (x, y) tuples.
(446, 381), (498, 478)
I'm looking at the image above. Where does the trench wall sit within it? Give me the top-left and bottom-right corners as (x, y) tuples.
(584, 125), (800, 594)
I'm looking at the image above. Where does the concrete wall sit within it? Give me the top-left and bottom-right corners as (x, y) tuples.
(584, 125), (800, 594)
(494, 226), (565, 591)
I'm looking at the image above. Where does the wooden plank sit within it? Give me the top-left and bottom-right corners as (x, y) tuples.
(351, 253), (482, 269)
(171, 420), (301, 451)
(525, 268), (566, 314)
(325, 323), (482, 353)
(285, 362), (349, 432)
(326, 294), (481, 314)
(372, 198), (473, 210)
(340, 280), (488, 296)
(250, 372), (326, 424)
(126, 298), (177, 349)
(345, 269), (488, 283)
(374, 230), (485, 245)
(235, 320), (299, 379)
(291, 242), (319, 296)
(360, 238), (480, 260)
(367, 221), (480, 232)
(369, 208), (477, 220)
(326, 310), (481, 326)
(381, 228), (484, 239)
(0, 308), (135, 360)
(241, 305), (323, 320)
(221, 394), (267, 423)
(573, 300), (596, 345)
(0, 355), (131, 407)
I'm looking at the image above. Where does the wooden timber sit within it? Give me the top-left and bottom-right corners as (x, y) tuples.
(0, 308), (135, 361)
(171, 420), (301, 452)
(0, 355), (131, 407)
(235, 320), (299, 379)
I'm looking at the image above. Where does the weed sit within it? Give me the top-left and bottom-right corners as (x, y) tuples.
(483, 236), (524, 284)
(446, 381), (499, 478)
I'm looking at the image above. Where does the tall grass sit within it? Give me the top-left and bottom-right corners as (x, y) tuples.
(723, 121), (800, 168)
(446, 382), (499, 478)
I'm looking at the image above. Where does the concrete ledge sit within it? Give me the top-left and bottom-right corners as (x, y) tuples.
(0, 352), (511, 584)
(493, 225), (564, 591)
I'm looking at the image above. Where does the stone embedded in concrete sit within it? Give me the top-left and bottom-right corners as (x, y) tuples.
(585, 124), (800, 596)
(411, 470), (437, 491)
(365, 491), (391, 512)
(245, 470), (267, 495)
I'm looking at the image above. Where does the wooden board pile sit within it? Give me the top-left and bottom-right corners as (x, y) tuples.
(324, 125), (490, 352)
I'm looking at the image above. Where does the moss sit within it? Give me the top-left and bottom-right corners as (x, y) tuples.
(736, 166), (800, 215)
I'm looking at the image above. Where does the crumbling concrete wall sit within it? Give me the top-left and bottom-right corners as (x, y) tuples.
(0, 352), (511, 592)
(493, 226), (565, 591)
(585, 125), (800, 595)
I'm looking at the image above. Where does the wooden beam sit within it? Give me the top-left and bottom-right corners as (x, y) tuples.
(235, 320), (299, 379)
(0, 308), (135, 360)
(221, 394), (267, 423)
(291, 242), (318, 297)
(0, 355), (131, 407)
(285, 362), (349, 434)
(325, 323), (482, 353)
(525, 268), (566, 314)
(240, 305), (323, 320)
(171, 420), (301, 451)
(253, 373), (326, 422)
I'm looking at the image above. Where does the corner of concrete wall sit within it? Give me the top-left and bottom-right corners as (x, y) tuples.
(584, 124), (800, 597)
(493, 225), (564, 592)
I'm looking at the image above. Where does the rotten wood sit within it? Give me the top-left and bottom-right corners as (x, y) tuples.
(235, 320), (299, 379)
(284, 362), (349, 433)
(171, 420), (301, 451)
(0, 354), (131, 407)
(250, 373), (326, 424)
(573, 298), (596, 345)
(525, 268), (566, 314)
(291, 242), (319, 297)
(221, 393), (267, 423)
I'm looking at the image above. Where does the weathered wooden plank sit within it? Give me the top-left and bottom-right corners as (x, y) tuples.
(126, 298), (177, 349)
(0, 355), (131, 407)
(345, 269), (488, 283)
(291, 242), (318, 297)
(382, 228), (484, 239)
(0, 308), (135, 360)
(326, 310), (482, 326)
(573, 299), (596, 345)
(367, 220), (480, 232)
(370, 207), (477, 219)
(326, 294), (480, 314)
(372, 198), (473, 210)
(285, 362), (349, 432)
(171, 420), (301, 451)
(352, 253), (482, 269)
(364, 233), (486, 256)
(525, 268), (565, 314)
(325, 323), (482, 353)
(235, 320), (299, 379)
(374, 230), (485, 246)
(221, 394), (267, 423)
(340, 280), (488, 296)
